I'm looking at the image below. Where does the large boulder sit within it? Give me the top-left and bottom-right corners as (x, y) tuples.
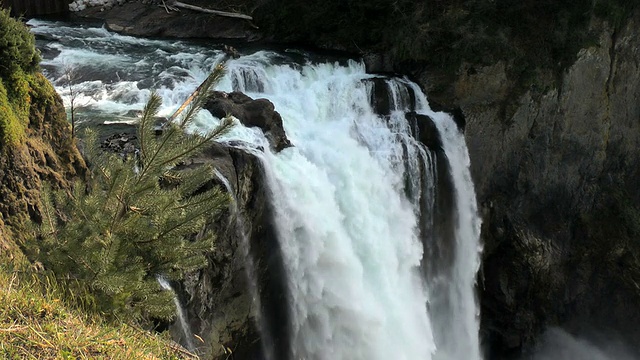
(205, 91), (292, 152)
(74, 1), (261, 41)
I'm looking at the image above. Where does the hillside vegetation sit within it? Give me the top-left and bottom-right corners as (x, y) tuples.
(0, 8), (229, 358)
(0, 265), (195, 359)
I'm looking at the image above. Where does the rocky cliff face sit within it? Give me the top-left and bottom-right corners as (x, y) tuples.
(443, 13), (640, 356)
(171, 96), (291, 359)
(0, 73), (86, 259)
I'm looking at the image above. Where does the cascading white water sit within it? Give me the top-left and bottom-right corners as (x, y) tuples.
(231, 61), (437, 360)
(430, 114), (483, 360)
(157, 276), (196, 351)
(30, 19), (483, 360)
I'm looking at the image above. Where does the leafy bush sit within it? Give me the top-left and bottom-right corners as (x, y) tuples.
(0, 9), (41, 147)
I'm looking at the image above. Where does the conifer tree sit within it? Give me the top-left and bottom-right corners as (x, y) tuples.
(32, 64), (233, 323)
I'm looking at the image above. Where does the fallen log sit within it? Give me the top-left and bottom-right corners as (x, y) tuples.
(172, 1), (253, 20)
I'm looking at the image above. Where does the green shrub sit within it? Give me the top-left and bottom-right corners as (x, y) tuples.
(0, 8), (42, 147)
(0, 8), (40, 79)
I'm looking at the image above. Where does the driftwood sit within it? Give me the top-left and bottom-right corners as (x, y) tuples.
(166, 1), (253, 20)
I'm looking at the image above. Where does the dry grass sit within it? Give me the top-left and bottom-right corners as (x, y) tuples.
(0, 266), (198, 360)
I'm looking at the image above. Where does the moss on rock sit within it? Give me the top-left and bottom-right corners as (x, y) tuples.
(0, 80), (25, 146)
(0, 8), (86, 253)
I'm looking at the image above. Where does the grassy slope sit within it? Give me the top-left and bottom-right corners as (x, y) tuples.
(0, 10), (196, 358)
(0, 265), (197, 360)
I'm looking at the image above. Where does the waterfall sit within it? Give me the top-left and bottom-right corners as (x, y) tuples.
(222, 58), (483, 360)
(157, 276), (196, 352)
(30, 19), (483, 360)
(412, 86), (483, 360)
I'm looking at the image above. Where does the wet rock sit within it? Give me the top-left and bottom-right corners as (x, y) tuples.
(205, 91), (292, 152)
(363, 52), (394, 74)
(178, 143), (291, 360)
(406, 111), (442, 152)
(100, 132), (138, 158)
(365, 77), (391, 115)
(428, 103), (466, 132)
(223, 44), (240, 59)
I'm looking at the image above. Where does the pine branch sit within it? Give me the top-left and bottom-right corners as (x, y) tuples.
(109, 175), (131, 235)
(158, 116), (234, 169)
(137, 204), (214, 245)
(175, 63), (226, 129)
(138, 92), (162, 164)
(39, 185), (57, 237)
(137, 64), (227, 183)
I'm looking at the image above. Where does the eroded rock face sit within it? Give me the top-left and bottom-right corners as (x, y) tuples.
(205, 91), (292, 152)
(177, 143), (290, 360)
(449, 13), (640, 357)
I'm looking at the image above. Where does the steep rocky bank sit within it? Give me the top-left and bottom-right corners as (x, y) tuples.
(0, 9), (86, 260)
(0, 74), (87, 260)
(67, 2), (640, 357)
(177, 143), (290, 360)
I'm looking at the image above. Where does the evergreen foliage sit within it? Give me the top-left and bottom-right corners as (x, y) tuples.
(30, 64), (233, 323)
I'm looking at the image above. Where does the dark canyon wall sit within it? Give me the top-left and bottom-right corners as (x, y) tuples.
(458, 14), (640, 357)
